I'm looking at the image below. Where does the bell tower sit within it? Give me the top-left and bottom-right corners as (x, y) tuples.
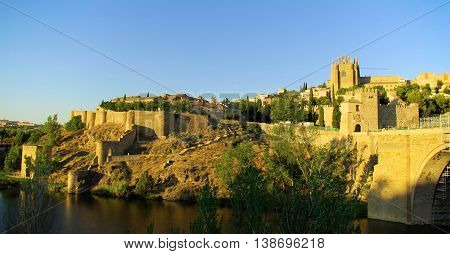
(329, 56), (360, 91)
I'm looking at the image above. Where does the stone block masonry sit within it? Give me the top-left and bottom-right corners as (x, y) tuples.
(21, 145), (45, 178)
(96, 126), (137, 166)
(71, 109), (209, 139)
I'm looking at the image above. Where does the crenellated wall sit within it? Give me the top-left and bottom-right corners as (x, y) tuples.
(70, 109), (209, 139)
(379, 102), (419, 129)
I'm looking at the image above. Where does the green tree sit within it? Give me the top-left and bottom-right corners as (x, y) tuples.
(190, 180), (221, 234)
(307, 89), (314, 122)
(42, 115), (61, 147)
(318, 106), (325, 127)
(229, 166), (267, 233)
(332, 103), (341, 129)
(64, 115), (85, 132)
(14, 131), (28, 145)
(4, 145), (20, 173)
(215, 141), (254, 186)
(28, 129), (44, 144)
(25, 148), (60, 177)
(434, 94), (450, 113)
(265, 125), (366, 233)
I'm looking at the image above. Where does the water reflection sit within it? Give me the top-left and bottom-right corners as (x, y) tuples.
(0, 190), (448, 234)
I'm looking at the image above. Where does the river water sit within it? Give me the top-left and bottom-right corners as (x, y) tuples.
(0, 189), (447, 234)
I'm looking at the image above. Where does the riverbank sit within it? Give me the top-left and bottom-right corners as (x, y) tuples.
(0, 173), (26, 190)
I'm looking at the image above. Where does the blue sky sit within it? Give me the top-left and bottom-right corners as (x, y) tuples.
(0, 0), (449, 123)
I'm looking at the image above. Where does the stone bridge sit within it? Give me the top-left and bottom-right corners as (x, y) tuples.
(352, 128), (450, 225)
(281, 125), (450, 225)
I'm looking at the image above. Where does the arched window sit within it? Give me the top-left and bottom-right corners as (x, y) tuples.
(354, 124), (361, 132)
(341, 71), (346, 77)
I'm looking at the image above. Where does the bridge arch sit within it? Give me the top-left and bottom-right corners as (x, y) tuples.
(411, 144), (450, 224)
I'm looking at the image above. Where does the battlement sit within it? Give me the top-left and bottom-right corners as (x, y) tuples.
(332, 55), (358, 65)
(344, 88), (379, 96)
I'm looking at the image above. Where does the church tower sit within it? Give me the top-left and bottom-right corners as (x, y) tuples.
(328, 56), (360, 91)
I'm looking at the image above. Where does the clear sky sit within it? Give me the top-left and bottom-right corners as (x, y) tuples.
(0, 0), (449, 123)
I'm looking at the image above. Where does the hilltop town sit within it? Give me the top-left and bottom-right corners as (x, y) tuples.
(1, 56), (449, 228)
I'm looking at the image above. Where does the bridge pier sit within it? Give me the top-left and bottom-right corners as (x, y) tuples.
(367, 129), (450, 225)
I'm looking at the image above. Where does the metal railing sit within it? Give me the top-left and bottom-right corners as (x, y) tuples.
(417, 114), (450, 129)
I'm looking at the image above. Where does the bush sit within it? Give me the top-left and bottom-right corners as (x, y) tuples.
(215, 141), (255, 186)
(65, 116), (85, 132)
(135, 171), (153, 197)
(247, 123), (262, 139)
(93, 181), (131, 198)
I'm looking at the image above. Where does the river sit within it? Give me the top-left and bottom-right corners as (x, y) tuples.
(0, 189), (447, 234)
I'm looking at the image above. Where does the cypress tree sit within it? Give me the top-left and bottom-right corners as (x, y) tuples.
(319, 106), (324, 127)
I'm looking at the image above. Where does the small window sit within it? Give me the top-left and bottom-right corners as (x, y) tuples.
(341, 71), (346, 77)
(356, 105), (360, 112)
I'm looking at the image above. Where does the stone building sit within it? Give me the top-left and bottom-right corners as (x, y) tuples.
(334, 89), (419, 135)
(327, 55), (407, 91)
(339, 89), (380, 135)
(328, 56), (360, 91)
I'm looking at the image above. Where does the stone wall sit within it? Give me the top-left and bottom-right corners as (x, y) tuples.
(70, 109), (209, 139)
(396, 103), (419, 128)
(323, 105), (334, 128)
(20, 145), (45, 178)
(379, 104), (397, 128)
(379, 103), (419, 129)
(96, 127), (137, 166)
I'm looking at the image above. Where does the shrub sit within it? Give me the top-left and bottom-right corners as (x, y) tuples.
(65, 115), (85, 132)
(113, 180), (130, 198)
(93, 181), (131, 198)
(135, 171), (153, 197)
(215, 141), (255, 186)
(247, 123), (262, 139)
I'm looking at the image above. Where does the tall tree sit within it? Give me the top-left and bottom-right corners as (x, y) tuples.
(319, 106), (325, 127)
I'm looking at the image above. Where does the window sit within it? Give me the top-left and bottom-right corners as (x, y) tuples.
(354, 124), (361, 132)
(341, 71), (346, 77)
(356, 105), (360, 112)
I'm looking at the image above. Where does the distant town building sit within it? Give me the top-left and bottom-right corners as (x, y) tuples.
(411, 72), (450, 88)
